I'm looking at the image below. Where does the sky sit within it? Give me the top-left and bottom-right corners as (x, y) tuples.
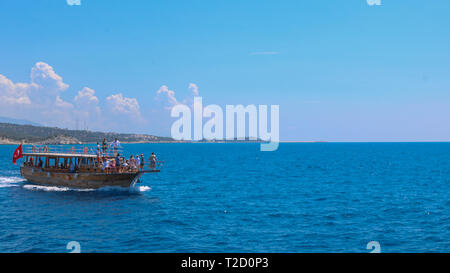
(0, 0), (449, 141)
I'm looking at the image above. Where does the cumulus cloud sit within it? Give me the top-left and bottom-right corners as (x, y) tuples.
(0, 62), (71, 110)
(0, 62), (144, 131)
(67, 0), (81, 6)
(30, 62), (69, 94)
(0, 74), (32, 105)
(73, 87), (101, 123)
(188, 83), (199, 96)
(106, 93), (141, 117)
(155, 83), (200, 110)
(0, 62), (72, 124)
(55, 96), (74, 109)
(156, 85), (178, 108)
(75, 87), (99, 106)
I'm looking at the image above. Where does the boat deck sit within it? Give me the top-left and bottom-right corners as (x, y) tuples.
(22, 165), (160, 174)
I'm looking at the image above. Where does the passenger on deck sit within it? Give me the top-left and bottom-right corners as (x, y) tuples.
(110, 138), (121, 156)
(111, 159), (117, 173)
(139, 154), (145, 171)
(116, 154), (121, 172)
(38, 158), (43, 168)
(136, 155), (141, 172)
(102, 138), (108, 155)
(149, 152), (157, 170)
(96, 157), (102, 168)
(102, 159), (110, 173)
(122, 159), (129, 172)
(129, 155), (137, 172)
(69, 160), (75, 173)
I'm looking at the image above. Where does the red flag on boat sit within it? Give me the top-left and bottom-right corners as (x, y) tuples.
(12, 144), (23, 165)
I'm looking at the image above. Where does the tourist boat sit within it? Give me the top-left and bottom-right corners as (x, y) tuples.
(15, 145), (160, 189)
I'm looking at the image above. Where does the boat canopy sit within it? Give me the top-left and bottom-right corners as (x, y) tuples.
(22, 144), (122, 159)
(22, 152), (97, 159)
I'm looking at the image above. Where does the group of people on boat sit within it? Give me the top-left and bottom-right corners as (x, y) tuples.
(97, 152), (158, 174)
(24, 138), (159, 174)
(98, 138), (122, 157)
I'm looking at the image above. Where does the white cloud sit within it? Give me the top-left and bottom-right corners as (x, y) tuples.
(0, 62), (144, 132)
(74, 87), (99, 106)
(155, 83), (200, 110)
(73, 87), (101, 124)
(30, 62), (69, 94)
(106, 93), (141, 117)
(0, 74), (32, 105)
(366, 0), (381, 6)
(55, 96), (74, 109)
(67, 0), (81, 6)
(188, 83), (199, 96)
(0, 62), (69, 108)
(156, 85), (178, 107)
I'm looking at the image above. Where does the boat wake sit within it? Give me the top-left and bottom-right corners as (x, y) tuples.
(136, 185), (151, 192)
(22, 184), (95, 192)
(0, 176), (25, 188)
(97, 185), (152, 193)
(21, 184), (151, 193)
(1, 175), (151, 193)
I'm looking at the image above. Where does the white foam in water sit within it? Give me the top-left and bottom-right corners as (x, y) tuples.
(22, 184), (95, 192)
(137, 185), (151, 192)
(0, 176), (25, 188)
(97, 185), (151, 193)
(22, 183), (151, 193)
(97, 186), (133, 192)
(23, 184), (71, 192)
(0, 173), (151, 193)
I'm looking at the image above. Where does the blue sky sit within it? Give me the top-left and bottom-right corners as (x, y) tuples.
(0, 0), (449, 141)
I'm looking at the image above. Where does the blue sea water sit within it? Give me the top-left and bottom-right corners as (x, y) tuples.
(0, 143), (449, 253)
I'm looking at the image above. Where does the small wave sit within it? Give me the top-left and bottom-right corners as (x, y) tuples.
(137, 185), (151, 192)
(0, 176), (25, 188)
(98, 185), (152, 193)
(96, 185), (152, 193)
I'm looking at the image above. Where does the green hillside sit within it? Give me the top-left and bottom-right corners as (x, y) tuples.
(0, 122), (173, 144)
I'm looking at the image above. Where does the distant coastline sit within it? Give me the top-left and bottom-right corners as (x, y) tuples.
(0, 122), (266, 145)
(0, 122), (173, 145)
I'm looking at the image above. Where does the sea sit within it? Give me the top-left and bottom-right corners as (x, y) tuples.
(0, 143), (449, 253)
